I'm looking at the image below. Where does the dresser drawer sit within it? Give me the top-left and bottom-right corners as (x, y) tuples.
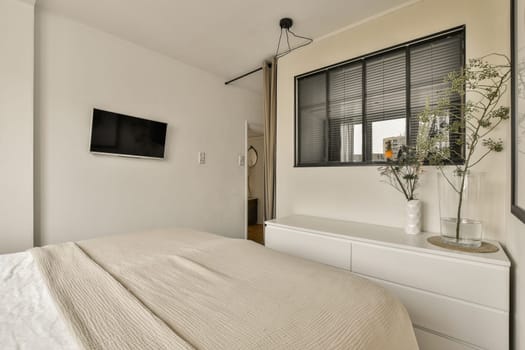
(359, 275), (508, 350)
(265, 226), (351, 270)
(414, 328), (481, 350)
(352, 243), (509, 310)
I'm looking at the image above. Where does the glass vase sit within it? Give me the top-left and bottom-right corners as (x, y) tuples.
(437, 170), (483, 248)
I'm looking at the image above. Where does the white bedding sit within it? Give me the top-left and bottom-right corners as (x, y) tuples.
(32, 229), (418, 350)
(0, 251), (78, 350)
(1, 230), (418, 350)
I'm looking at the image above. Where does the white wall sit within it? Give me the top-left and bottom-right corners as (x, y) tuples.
(248, 135), (264, 224)
(35, 10), (262, 245)
(275, 0), (524, 348)
(0, 0), (34, 254)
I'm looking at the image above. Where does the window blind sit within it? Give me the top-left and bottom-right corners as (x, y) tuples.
(409, 34), (463, 149)
(327, 62), (363, 162)
(365, 50), (407, 161)
(297, 73), (326, 164)
(295, 26), (464, 166)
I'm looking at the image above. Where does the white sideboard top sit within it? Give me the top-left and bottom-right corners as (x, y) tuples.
(265, 215), (510, 267)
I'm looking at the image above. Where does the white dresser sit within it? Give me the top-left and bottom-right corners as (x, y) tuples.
(265, 215), (510, 350)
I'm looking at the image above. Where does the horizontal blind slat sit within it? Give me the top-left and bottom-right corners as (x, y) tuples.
(327, 61), (363, 162)
(408, 32), (463, 147)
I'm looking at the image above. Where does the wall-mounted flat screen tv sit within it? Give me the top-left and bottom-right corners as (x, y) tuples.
(89, 108), (167, 159)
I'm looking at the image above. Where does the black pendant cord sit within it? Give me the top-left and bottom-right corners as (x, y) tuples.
(225, 17), (313, 85)
(275, 28), (313, 59)
(275, 28), (285, 57)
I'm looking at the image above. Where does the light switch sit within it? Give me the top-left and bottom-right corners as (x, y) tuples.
(239, 155), (245, 166)
(198, 152), (206, 165)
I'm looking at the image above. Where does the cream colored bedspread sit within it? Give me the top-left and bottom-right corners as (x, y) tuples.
(31, 229), (418, 350)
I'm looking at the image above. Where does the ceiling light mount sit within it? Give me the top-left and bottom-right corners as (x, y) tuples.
(279, 17), (293, 30)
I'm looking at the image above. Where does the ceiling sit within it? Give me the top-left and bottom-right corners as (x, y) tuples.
(36, 0), (415, 92)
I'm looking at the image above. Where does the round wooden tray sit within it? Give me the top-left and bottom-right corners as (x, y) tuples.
(427, 236), (499, 253)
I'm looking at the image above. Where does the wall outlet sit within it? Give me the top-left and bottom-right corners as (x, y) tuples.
(198, 152), (206, 165)
(238, 155), (245, 166)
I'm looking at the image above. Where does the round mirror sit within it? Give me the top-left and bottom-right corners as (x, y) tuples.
(247, 146), (258, 167)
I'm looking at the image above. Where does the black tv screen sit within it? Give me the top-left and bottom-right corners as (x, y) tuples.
(90, 109), (167, 159)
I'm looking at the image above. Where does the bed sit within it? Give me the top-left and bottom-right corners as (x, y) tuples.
(1, 228), (418, 350)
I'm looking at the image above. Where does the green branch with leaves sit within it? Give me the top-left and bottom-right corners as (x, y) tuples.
(419, 54), (510, 239)
(378, 145), (425, 201)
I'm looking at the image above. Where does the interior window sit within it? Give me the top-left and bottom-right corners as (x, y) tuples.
(295, 26), (464, 166)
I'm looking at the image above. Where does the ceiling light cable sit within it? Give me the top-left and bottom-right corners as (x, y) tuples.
(225, 17), (313, 85)
(274, 17), (313, 59)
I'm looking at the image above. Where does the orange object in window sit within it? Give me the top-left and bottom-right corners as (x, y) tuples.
(384, 140), (394, 160)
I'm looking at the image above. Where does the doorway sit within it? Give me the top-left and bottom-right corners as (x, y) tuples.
(245, 122), (265, 245)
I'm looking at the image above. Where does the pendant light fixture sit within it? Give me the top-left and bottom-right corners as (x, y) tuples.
(225, 17), (313, 85)
(274, 17), (313, 59)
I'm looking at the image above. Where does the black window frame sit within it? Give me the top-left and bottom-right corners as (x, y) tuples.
(294, 25), (466, 167)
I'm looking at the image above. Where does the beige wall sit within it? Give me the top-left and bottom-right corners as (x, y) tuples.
(0, 0), (34, 254)
(275, 0), (524, 348)
(35, 10), (263, 245)
(277, 0), (508, 238)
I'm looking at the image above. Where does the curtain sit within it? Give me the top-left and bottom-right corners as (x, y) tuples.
(263, 58), (277, 221)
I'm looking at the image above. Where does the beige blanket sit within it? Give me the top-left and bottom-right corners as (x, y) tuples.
(31, 229), (418, 350)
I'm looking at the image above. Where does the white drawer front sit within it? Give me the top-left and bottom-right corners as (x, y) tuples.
(265, 225), (351, 270)
(414, 328), (480, 350)
(352, 243), (509, 310)
(359, 275), (508, 350)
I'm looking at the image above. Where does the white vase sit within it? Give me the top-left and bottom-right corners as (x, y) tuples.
(405, 199), (422, 235)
